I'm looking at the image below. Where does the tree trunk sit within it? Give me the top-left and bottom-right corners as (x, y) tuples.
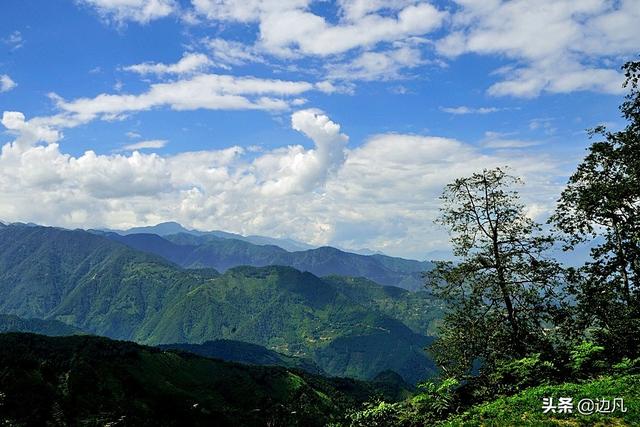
(612, 218), (632, 303)
(492, 232), (518, 342)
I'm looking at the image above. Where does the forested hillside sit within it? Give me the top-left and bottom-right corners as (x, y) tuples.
(159, 340), (324, 374)
(0, 224), (438, 383)
(0, 314), (84, 336)
(0, 333), (405, 426)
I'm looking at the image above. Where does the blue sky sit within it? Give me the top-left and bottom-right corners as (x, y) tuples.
(0, 0), (637, 259)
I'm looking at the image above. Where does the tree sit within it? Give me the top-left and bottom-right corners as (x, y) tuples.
(550, 60), (640, 358)
(426, 168), (565, 377)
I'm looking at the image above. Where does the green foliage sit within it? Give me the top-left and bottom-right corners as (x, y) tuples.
(426, 168), (567, 377)
(412, 377), (459, 418)
(551, 59), (640, 359)
(348, 400), (403, 427)
(570, 341), (606, 377)
(613, 357), (640, 375)
(0, 332), (401, 426)
(480, 354), (557, 398)
(441, 374), (640, 427)
(347, 377), (459, 427)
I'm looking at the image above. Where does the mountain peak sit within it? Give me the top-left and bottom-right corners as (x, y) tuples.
(123, 221), (191, 236)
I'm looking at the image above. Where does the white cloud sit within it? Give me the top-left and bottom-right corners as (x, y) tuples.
(204, 38), (265, 68)
(0, 75), (17, 93)
(2, 31), (24, 50)
(261, 3), (445, 57)
(440, 106), (500, 115)
(479, 131), (543, 149)
(188, 2), (447, 85)
(1, 111), (61, 150)
(77, 0), (176, 24)
(126, 131), (142, 139)
(337, 0), (423, 21)
(193, 0), (446, 57)
(121, 139), (168, 151)
(123, 53), (212, 76)
(256, 109), (348, 196)
(326, 46), (424, 81)
(192, 0), (309, 23)
(53, 73), (316, 122)
(0, 107), (568, 259)
(436, 0), (639, 97)
(528, 118), (557, 135)
(315, 81), (355, 95)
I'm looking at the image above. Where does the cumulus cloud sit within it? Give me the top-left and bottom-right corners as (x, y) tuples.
(256, 109), (348, 196)
(77, 0), (176, 24)
(437, 0), (639, 97)
(0, 107), (568, 258)
(0, 75), (17, 93)
(123, 53), (212, 76)
(1, 111), (61, 150)
(193, 0), (446, 57)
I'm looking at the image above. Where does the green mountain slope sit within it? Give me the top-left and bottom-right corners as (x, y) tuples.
(0, 224), (438, 383)
(0, 332), (402, 426)
(324, 276), (443, 335)
(159, 340), (324, 374)
(136, 265), (436, 383)
(441, 375), (640, 426)
(107, 232), (433, 291)
(0, 314), (84, 336)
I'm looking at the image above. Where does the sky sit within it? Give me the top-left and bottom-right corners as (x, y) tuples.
(0, 0), (638, 259)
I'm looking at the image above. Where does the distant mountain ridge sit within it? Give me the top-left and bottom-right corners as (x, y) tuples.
(107, 221), (393, 256)
(0, 223), (439, 383)
(106, 221), (317, 252)
(104, 230), (433, 291)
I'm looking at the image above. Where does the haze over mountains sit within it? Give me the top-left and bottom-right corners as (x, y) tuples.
(97, 221), (433, 291)
(107, 221), (317, 253)
(0, 223), (440, 384)
(106, 221), (389, 256)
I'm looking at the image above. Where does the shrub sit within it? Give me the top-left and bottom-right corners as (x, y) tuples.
(570, 341), (606, 377)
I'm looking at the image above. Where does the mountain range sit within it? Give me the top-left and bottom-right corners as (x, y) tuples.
(0, 223), (440, 384)
(106, 221), (317, 252)
(99, 225), (432, 291)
